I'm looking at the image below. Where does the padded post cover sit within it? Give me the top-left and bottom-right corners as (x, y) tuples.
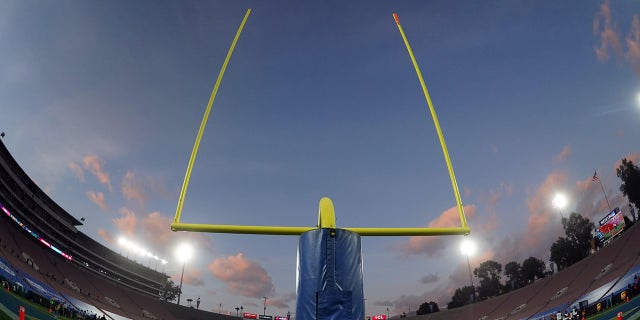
(296, 228), (364, 320)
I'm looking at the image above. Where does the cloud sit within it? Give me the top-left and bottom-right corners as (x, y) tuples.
(524, 170), (568, 251)
(615, 152), (640, 168)
(574, 157), (638, 221)
(140, 212), (173, 245)
(627, 15), (640, 76)
(553, 145), (571, 163)
(475, 182), (514, 234)
(68, 162), (85, 182)
(182, 268), (205, 286)
(138, 211), (213, 256)
(420, 273), (439, 284)
(593, 1), (640, 77)
(82, 155), (112, 191)
(388, 293), (437, 315)
(97, 228), (114, 243)
(105, 207), (213, 261)
(463, 187), (472, 198)
(267, 293), (294, 310)
(121, 171), (147, 206)
(86, 190), (109, 211)
(593, 0), (623, 61)
(208, 253), (275, 298)
(114, 207), (137, 237)
(396, 205), (477, 257)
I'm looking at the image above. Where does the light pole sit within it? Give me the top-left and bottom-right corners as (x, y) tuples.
(175, 243), (193, 305)
(460, 238), (476, 303)
(263, 296), (268, 316)
(552, 193), (568, 221)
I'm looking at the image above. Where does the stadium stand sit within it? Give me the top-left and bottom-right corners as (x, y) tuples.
(2, 137), (640, 320)
(0, 140), (237, 320)
(410, 216), (640, 320)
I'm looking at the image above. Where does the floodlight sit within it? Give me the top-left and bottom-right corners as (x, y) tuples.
(552, 193), (568, 210)
(175, 243), (193, 263)
(460, 238), (476, 257)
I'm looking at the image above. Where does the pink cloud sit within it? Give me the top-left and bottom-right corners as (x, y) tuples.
(121, 171), (147, 206)
(97, 228), (114, 243)
(146, 175), (173, 200)
(397, 205), (477, 257)
(593, 0), (623, 61)
(208, 253), (275, 298)
(553, 145), (571, 163)
(114, 207), (137, 237)
(463, 187), (472, 198)
(182, 268), (205, 286)
(614, 152), (640, 168)
(524, 170), (568, 249)
(68, 162), (85, 182)
(106, 209), (213, 259)
(473, 183), (514, 235)
(263, 292), (296, 310)
(141, 212), (173, 246)
(574, 163), (633, 221)
(86, 190), (109, 211)
(627, 15), (640, 76)
(82, 155), (112, 191)
(138, 211), (213, 256)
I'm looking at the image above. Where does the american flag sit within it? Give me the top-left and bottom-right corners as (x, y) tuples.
(592, 171), (599, 182)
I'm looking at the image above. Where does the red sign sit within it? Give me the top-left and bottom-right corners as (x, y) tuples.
(372, 315), (387, 320)
(243, 313), (258, 319)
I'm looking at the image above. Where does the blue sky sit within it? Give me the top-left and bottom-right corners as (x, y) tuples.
(1, 0), (640, 317)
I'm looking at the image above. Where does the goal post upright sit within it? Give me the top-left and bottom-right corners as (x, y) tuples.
(170, 11), (471, 320)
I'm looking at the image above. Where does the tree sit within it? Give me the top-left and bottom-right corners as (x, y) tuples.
(416, 301), (439, 315)
(160, 279), (181, 302)
(617, 158), (640, 208)
(550, 237), (573, 270)
(549, 213), (594, 270)
(447, 286), (474, 309)
(474, 260), (502, 299)
(521, 257), (546, 284)
(504, 261), (523, 291)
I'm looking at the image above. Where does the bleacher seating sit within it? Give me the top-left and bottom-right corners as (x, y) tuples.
(2, 137), (640, 320)
(0, 140), (235, 320)
(411, 222), (640, 320)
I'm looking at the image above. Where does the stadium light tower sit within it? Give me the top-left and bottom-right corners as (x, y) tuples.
(460, 238), (476, 303)
(175, 242), (193, 305)
(552, 193), (568, 220)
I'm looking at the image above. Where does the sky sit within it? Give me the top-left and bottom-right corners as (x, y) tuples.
(1, 0), (640, 318)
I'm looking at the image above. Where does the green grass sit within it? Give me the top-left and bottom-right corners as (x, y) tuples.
(0, 308), (12, 320)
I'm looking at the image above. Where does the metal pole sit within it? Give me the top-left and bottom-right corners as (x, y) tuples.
(598, 178), (612, 211)
(467, 255), (475, 302)
(177, 263), (185, 305)
(263, 296), (267, 316)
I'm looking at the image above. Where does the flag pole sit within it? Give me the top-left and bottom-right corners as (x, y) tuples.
(593, 171), (612, 211)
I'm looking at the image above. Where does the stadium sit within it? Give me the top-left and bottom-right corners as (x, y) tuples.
(0, 139), (237, 320)
(1, 134), (640, 320)
(2, 2), (640, 320)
